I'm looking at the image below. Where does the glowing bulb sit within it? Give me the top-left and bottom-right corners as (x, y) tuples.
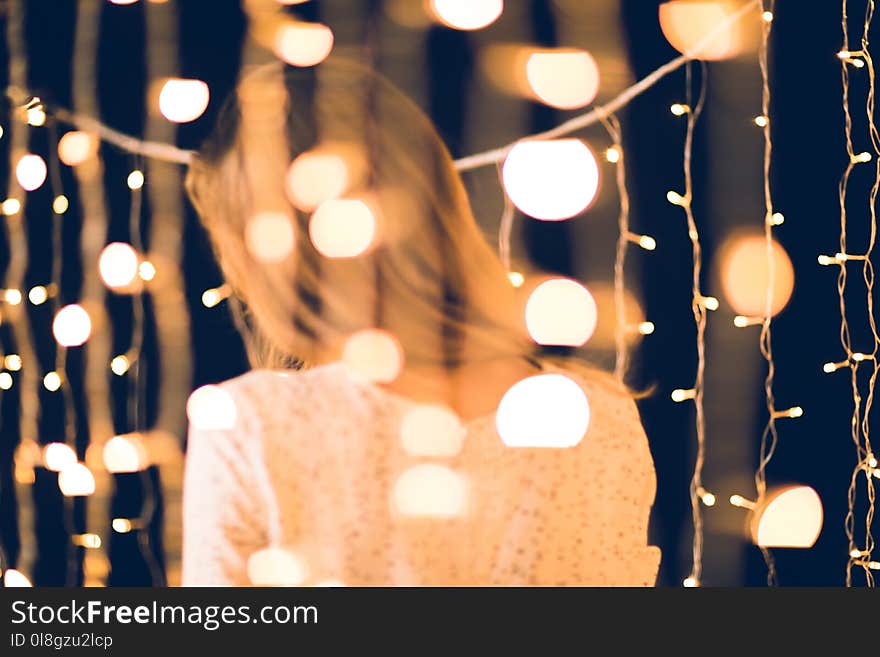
(342, 329), (404, 383)
(496, 374), (590, 448)
(666, 190), (687, 206)
(53, 195), (69, 214)
(109, 0), (140, 4)
(26, 106), (46, 126)
(702, 492), (716, 507)
(58, 463), (96, 496)
(74, 533), (102, 549)
(285, 151), (349, 211)
(762, 10), (773, 22)
(729, 494), (753, 508)
(111, 355), (130, 375)
(752, 485), (823, 548)
(44, 443), (77, 471)
(103, 433), (148, 473)
(501, 139), (600, 220)
(605, 146), (621, 163)
(2, 199), (21, 215)
(43, 371), (62, 391)
(58, 131), (97, 166)
(112, 518), (133, 533)
(393, 464), (469, 517)
(201, 287), (228, 308)
(3, 569), (32, 587)
(158, 78), (210, 123)
(138, 261), (156, 281)
(53, 304), (92, 347)
(187, 385), (238, 431)
(682, 576), (699, 588)
(429, 0), (503, 30)
(508, 271), (525, 288)
(638, 321), (655, 335)
(4, 289), (23, 305)
(525, 278), (598, 347)
(700, 296), (720, 311)
(16, 154), (47, 191)
(99, 242), (140, 289)
(670, 103), (689, 116)
(245, 212), (296, 263)
(3, 354), (20, 371)
(852, 151), (872, 163)
(671, 388), (696, 402)
(770, 212), (785, 226)
(273, 22), (334, 67)
(400, 405), (466, 457)
(0, 372), (12, 390)
(247, 548), (308, 586)
(638, 235), (657, 251)
(524, 50), (600, 110)
(28, 285), (48, 305)
(309, 200), (376, 258)
(127, 170), (144, 190)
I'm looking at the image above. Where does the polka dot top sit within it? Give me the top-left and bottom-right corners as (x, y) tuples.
(181, 362), (661, 586)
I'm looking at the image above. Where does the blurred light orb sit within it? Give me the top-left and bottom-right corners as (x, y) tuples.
(0, 373), (12, 390)
(525, 278), (598, 347)
(16, 154), (47, 191)
(103, 434), (148, 473)
(58, 463), (96, 497)
(127, 170), (145, 190)
(719, 233), (794, 317)
(4, 354), (22, 371)
(496, 373), (590, 448)
(111, 355), (130, 376)
(393, 464), (468, 517)
(26, 107), (46, 127)
(138, 260), (157, 281)
(53, 304), (92, 347)
(112, 518), (133, 533)
(286, 151), (349, 211)
(28, 285), (49, 305)
(43, 371), (62, 392)
(187, 385), (238, 431)
(309, 199), (376, 258)
(342, 329), (404, 384)
(109, 0), (139, 4)
(44, 442), (77, 472)
(99, 242), (140, 289)
(3, 569), (32, 587)
(659, 1), (747, 61)
(400, 405), (466, 457)
(584, 281), (648, 350)
(247, 547), (307, 586)
(274, 22), (334, 67)
(53, 195), (69, 214)
(430, 0), (503, 30)
(502, 139), (599, 220)
(752, 485), (823, 548)
(2, 198), (21, 215)
(525, 50), (600, 109)
(4, 288), (23, 305)
(245, 212), (295, 263)
(58, 131), (97, 166)
(158, 78), (210, 123)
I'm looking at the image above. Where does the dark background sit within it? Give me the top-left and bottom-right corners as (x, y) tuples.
(0, 0), (874, 587)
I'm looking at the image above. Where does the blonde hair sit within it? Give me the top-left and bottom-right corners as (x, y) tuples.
(186, 58), (535, 373)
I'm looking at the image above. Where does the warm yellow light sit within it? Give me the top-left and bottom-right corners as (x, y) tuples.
(525, 278), (598, 347)
(109, 0), (140, 4)
(761, 10), (773, 22)
(659, 1), (750, 61)
(247, 548), (308, 586)
(127, 169), (144, 190)
(112, 518), (133, 533)
(3, 354), (21, 371)
(245, 212), (296, 263)
(104, 433), (149, 473)
(4, 288), (23, 305)
(3, 569), (32, 587)
(74, 533), (102, 549)
(158, 78), (210, 123)
(702, 492), (716, 507)
(699, 296), (720, 311)
(605, 146), (621, 163)
(400, 405), (466, 457)
(58, 463), (96, 496)
(341, 329), (404, 384)
(524, 50), (600, 110)
(44, 442), (77, 472)
(666, 190), (687, 206)
(99, 242), (140, 289)
(508, 271), (525, 288)
(111, 355), (130, 376)
(53, 195), (69, 214)
(496, 373), (590, 448)
(638, 235), (657, 251)
(719, 233), (795, 317)
(285, 150), (350, 211)
(671, 388), (696, 403)
(58, 131), (97, 166)
(28, 285), (48, 305)
(682, 576), (699, 588)
(26, 107), (46, 126)
(187, 385), (238, 431)
(852, 151), (872, 163)
(53, 304), (92, 347)
(754, 115), (769, 128)
(393, 464), (469, 517)
(138, 261), (156, 281)
(0, 372), (12, 390)
(309, 199), (376, 258)
(769, 212), (785, 226)
(2, 198), (21, 215)
(201, 286), (229, 308)
(16, 154), (48, 191)
(273, 22), (334, 67)
(502, 139), (600, 220)
(43, 371), (62, 391)
(429, 0), (503, 30)
(670, 103), (689, 116)
(752, 485), (823, 548)
(639, 321), (655, 335)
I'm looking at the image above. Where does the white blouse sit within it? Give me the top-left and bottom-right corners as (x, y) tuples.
(182, 362), (661, 586)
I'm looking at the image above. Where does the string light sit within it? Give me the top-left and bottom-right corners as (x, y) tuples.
(110, 354), (130, 376)
(670, 103), (690, 116)
(52, 194), (69, 214)
(1, 198), (21, 215)
(27, 285), (48, 305)
(0, 372), (12, 390)
(157, 78), (210, 123)
(4, 354), (22, 371)
(2, 288), (22, 305)
(126, 169), (144, 190)
(201, 284), (231, 308)
(43, 371), (62, 392)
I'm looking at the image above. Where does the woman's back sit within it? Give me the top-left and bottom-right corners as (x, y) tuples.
(182, 363), (660, 586)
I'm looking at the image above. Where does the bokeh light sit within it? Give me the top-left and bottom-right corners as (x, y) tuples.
(392, 464), (468, 517)
(58, 463), (96, 497)
(496, 373), (591, 447)
(3, 569), (32, 587)
(16, 154), (47, 191)
(44, 442), (77, 472)
(99, 242), (140, 289)
(158, 78), (210, 123)
(103, 433), (149, 473)
(58, 131), (97, 166)
(719, 232), (794, 317)
(502, 139), (599, 220)
(43, 371), (62, 392)
(285, 150), (349, 211)
(752, 485), (823, 548)
(584, 281), (648, 350)
(309, 199), (376, 258)
(525, 278), (598, 347)
(53, 304), (92, 347)
(341, 329), (404, 383)
(525, 50), (600, 109)
(659, 1), (751, 61)
(247, 547), (308, 586)
(273, 22), (334, 67)
(429, 0), (503, 30)
(400, 405), (466, 457)
(245, 212), (296, 263)
(186, 385), (238, 431)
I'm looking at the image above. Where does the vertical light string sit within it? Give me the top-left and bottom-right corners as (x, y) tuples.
(496, 162), (516, 275)
(834, 0), (879, 587)
(669, 61), (711, 588)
